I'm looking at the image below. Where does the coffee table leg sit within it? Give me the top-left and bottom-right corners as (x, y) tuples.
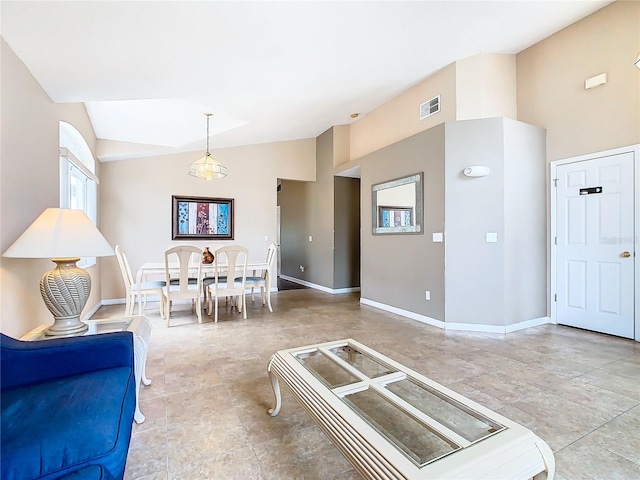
(268, 369), (282, 417)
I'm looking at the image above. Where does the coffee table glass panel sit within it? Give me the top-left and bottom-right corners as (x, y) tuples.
(293, 342), (503, 467)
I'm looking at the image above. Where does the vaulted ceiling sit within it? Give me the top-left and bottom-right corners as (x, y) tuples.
(1, 1), (611, 161)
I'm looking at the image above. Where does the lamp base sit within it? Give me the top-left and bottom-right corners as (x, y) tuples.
(40, 258), (90, 338)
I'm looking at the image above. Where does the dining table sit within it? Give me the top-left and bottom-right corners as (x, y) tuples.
(136, 260), (273, 312)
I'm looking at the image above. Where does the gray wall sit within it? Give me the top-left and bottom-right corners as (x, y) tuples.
(444, 117), (546, 326)
(278, 127), (344, 289)
(305, 128), (337, 288)
(360, 124), (446, 320)
(444, 119), (506, 325)
(280, 118), (545, 328)
(278, 180), (309, 279)
(334, 176), (360, 289)
(503, 118), (547, 323)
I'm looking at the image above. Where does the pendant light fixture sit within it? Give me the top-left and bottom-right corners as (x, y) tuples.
(188, 113), (228, 179)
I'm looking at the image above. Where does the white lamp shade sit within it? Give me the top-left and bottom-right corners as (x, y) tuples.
(2, 208), (114, 259)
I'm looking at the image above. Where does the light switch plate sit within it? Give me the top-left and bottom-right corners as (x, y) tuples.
(486, 232), (498, 243)
(432, 232), (443, 242)
(308, 236), (313, 242)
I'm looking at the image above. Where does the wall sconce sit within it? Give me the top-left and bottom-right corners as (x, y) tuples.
(463, 166), (490, 177)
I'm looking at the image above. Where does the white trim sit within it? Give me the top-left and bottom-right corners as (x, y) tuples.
(550, 144), (639, 342)
(361, 298), (551, 334)
(81, 301), (104, 321)
(100, 288), (278, 308)
(504, 316), (551, 333)
(279, 274), (360, 294)
(60, 147), (99, 184)
(101, 298), (127, 305)
(360, 298), (445, 328)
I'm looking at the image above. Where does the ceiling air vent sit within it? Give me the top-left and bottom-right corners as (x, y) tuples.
(420, 95), (440, 120)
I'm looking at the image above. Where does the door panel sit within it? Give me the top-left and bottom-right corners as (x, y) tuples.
(556, 152), (635, 338)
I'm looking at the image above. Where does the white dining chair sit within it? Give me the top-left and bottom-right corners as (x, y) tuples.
(163, 245), (203, 325)
(244, 243), (276, 312)
(207, 245), (248, 322)
(115, 244), (166, 317)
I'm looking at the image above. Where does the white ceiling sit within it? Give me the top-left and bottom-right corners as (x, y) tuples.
(1, 1), (611, 162)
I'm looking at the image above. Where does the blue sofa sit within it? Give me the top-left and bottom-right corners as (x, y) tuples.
(1, 332), (136, 480)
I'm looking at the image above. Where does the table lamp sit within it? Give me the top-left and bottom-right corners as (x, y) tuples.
(2, 208), (114, 337)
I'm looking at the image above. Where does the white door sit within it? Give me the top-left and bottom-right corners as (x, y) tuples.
(556, 153), (635, 338)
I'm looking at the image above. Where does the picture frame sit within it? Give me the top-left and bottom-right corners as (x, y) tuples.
(171, 195), (234, 240)
(372, 172), (423, 235)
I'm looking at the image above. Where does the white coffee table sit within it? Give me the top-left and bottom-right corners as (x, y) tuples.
(21, 316), (152, 424)
(268, 339), (555, 479)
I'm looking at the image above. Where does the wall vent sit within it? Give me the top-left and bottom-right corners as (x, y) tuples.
(420, 95), (440, 120)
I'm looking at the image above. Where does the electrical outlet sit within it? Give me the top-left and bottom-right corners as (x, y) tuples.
(300, 265), (304, 272)
(425, 291), (431, 300)
(308, 236), (313, 242)
(264, 235), (269, 241)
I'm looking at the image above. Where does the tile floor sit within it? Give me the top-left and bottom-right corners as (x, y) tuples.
(91, 288), (640, 480)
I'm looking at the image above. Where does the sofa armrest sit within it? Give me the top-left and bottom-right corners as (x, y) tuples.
(0, 331), (134, 390)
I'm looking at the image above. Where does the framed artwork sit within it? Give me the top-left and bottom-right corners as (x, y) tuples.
(378, 206), (414, 228)
(171, 195), (234, 240)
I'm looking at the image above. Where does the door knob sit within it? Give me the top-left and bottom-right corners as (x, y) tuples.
(621, 251), (631, 258)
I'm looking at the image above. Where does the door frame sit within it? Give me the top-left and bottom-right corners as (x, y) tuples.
(550, 144), (639, 341)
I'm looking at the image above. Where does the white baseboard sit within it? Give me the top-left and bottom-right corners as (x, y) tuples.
(279, 274), (361, 294)
(101, 298), (126, 306)
(81, 301), (105, 321)
(504, 316), (551, 333)
(360, 298), (551, 334)
(100, 287), (277, 310)
(360, 298), (445, 329)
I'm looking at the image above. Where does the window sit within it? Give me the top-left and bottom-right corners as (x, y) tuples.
(60, 122), (98, 267)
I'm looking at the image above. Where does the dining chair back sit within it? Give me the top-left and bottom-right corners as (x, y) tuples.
(163, 245), (203, 325)
(244, 243), (276, 312)
(115, 244), (166, 317)
(207, 245), (249, 322)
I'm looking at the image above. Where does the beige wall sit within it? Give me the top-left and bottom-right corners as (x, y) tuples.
(350, 63), (457, 161)
(456, 54), (517, 121)
(517, 0), (640, 162)
(333, 124), (351, 167)
(0, 39), (103, 337)
(99, 139), (315, 301)
(350, 53), (520, 162)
